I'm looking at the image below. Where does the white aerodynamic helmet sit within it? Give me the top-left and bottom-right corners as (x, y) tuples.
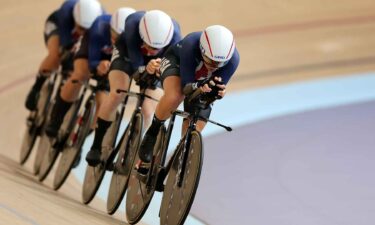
(139, 10), (174, 49)
(110, 7), (136, 34)
(73, 0), (103, 29)
(200, 25), (235, 63)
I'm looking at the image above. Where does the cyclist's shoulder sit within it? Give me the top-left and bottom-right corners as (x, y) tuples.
(56, 0), (75, 27)
(179, 32), (200, 53)
(229, 48), (240, 67)
(171, 18), (181, 31)
(126, 11), (145, 26)
(90, 14), (111, 35)
(122, 11), (144, 40)
(183, 32), (201, 43)
(58, 0), (76, 14)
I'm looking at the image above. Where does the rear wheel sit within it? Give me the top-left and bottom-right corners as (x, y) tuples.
(125, 126), (166, 224)
(107, 112), (143, 215)
(20, 81), (52, 165)
(160, 131), (203, 225)
(53, 99), (95, 190)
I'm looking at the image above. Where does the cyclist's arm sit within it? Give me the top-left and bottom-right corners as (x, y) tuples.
(88, 35), (104, 73)
(213, 48), (240, 84)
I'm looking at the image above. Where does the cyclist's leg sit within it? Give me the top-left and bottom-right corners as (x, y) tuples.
(86, 61), (131, 165)
(39, 36), (60, 72)
(45, 33), (90, 137)
(61, 59), (90, 101)
(26, 12), (60, 111)
(45, 58), (89, 137)
(138, 53), (184, 163)
(139, 76), (184, 163)
(92, 90), (107, 129)
(141, 86), (163, 130)
(25, 36), (60, 111)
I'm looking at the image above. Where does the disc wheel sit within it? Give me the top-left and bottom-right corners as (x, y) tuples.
(19, 123), (39, 165)
(21, 81), (52, 165)
(125, 126), (166, 224)
(107, 112), (143, 215)
(82, 114), (121, 204)
(53, 100), (95, 190)
(160, 131), (203, 225)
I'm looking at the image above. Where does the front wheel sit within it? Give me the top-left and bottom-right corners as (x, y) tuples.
(33, 131), (49, 175)
(160, 131), (203, 225)
(82, 111), (121, 204)
(19, 121), (39, 165)
(37, 99), (78, 182)
(107, 112), (143, 215)
(20, 81), (52, 165)
(125, 126), (166, 224)
(37, 134), (59, 182)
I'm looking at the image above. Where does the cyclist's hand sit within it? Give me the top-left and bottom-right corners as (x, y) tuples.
(97, 60), (110, 76)
(211, 76), (225, 97)
(200, 82), (213, 93)
(146, 58), (161, 75)
(217, 83), (226, 98)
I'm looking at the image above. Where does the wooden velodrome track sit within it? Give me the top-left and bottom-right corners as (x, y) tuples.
(1, 0), (375, 224)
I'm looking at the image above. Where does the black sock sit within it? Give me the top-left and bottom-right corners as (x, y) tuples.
(32, 72), (48, 92)
(91, 117), (112, 150)
(146, 115), (165, 136)
(50, 93), (73, 126)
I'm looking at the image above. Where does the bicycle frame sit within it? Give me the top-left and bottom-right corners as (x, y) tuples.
(66, 78), (98, 146)
(152, 97), (232, 190)
(114, 86), (159, 166)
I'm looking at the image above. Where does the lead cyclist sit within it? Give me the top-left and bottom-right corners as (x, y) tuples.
(137, 25), (240, 167)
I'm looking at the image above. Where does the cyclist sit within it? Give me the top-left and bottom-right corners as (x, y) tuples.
(138, 25), (240, 164)
(85, 10), (182, 166)
(25, 0), (103, 111)
(44, 7), (135, 139)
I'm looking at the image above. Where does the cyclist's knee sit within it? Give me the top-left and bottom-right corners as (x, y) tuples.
(108, 90), (124, 106)
(71, 71), (89, 82)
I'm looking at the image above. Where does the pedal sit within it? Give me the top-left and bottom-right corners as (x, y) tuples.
(155, 168), (166, 192)
(134, 160), (150, 182)
(155, 183), (164, 192)
(52, 139), (64, 151)
(35, 126), (42, 136)
(136, 169), (148, 183)
(54, 133), (69, 151)
(106, 163), (115, 171)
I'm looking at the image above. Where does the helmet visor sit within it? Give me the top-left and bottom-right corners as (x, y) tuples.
(202, 54), (228, 68)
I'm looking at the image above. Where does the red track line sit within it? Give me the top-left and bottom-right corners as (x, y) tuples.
(0, 75), (34, 96)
